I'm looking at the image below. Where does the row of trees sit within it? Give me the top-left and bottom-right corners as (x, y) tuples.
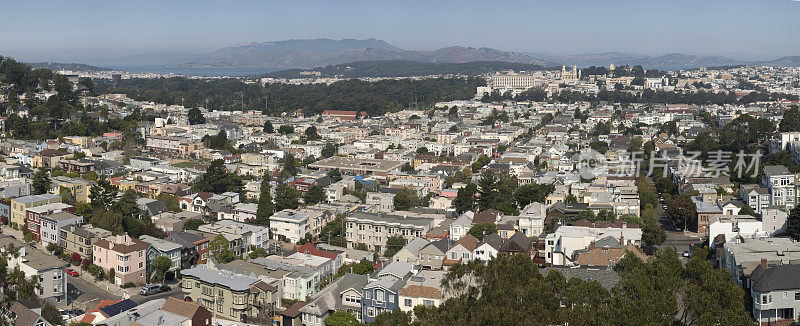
(97, 76), (484, 117)
(352, 249), (752, 326)
(454, 170), (554, 215)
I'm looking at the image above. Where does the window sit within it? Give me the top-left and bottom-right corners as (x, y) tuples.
(367, 307), (375, 317)
(404, 299), (412, 307)
(365, 291), (370, 299)
(795, 292), (800, 300)
(388, 294), (394, 303)
(450, 252), (457, 259)
(463, 252), (470, 259)
(217, 302), (222, 313)
(376, 290), (384, 302)
(139, 262), (143, 268)
(423, 299), (434, 307)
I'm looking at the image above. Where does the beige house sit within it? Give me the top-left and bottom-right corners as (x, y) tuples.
(345, 212), (433, 255)
(9, 194), (61, 228)
(50, 176), (93, 203)
(181, 261), (279, 322)
(59, 224), (112, 257)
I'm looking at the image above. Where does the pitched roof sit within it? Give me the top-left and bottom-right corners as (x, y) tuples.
(450, 234), (478, 252)
(9, 302), (43, 326)
(160, 297), (202, 320)
(279, 301), (307, 318)
(477, 233), (504, 251)
(501, 232), (532, 252)
(750, 264), (800, 292)
(472, 209), (502, 224)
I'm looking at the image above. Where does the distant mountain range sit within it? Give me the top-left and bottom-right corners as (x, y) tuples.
(178, 38), (556, 69)
(38, 38), (799, 76)
(262, 60), (553, 79)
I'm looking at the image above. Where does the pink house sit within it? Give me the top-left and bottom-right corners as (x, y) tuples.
(93, 234), (150, 286)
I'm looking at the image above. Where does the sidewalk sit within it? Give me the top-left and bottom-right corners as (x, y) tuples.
(76, 272), (129, 298)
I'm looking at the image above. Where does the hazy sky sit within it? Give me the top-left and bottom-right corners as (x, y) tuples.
(2, 0), (799, 62)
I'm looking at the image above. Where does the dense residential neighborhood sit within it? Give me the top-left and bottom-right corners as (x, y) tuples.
(2, 42), (800, 325)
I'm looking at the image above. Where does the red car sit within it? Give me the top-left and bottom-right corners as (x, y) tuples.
(66, 269), (79, 277)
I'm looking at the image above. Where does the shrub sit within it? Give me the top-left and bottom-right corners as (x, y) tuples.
(121, 282), (136, 288)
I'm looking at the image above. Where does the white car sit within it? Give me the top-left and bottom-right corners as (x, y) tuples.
(682, 251), (691, 258)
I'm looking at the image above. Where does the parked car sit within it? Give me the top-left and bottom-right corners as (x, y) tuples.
(140, 284), (168, 296)
(66, 269), (79, 277)
(682, 250), (691, 258)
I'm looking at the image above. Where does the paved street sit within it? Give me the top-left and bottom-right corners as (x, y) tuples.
(129, 282), (184, 305)
(66, 274), (121, 310)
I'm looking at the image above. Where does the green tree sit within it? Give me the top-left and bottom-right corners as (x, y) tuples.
(393, 187), (419, 211)
(471, 154), (491, 172)
(304, 184), (326, 205)
(256, 177), (274, 226)
(183, 219), (204, 230)
(779, 105), (800, 133)
(193, 159), (243, 195)
(278, 125), (295, 135)
(305, 126), (321, 140)
(514, 183), (554, 208)
(453, 183), (478, 214)
(665, 194), (697, 231)
(373, 309), (411, 326)
(263, 120), (274, 133)
(468, 223), (497, 241)
(90, 178), (117, 210)
(210, 235), (229, 255)
(113, 189), (141, 219)
(59, 186), (77, 206)
(151, 256), (172, 284)
(31, 168), (50, 195)
(281, 153), (298, 179)
(187, 108), (205, 125)
(739, 204), (756, 216)
(321, 142), (337, 158)
(324, 310), (361, 326)
(383, 235), (406, 258)
(274, 183), (300, 211)
(156, 193), (182, 212)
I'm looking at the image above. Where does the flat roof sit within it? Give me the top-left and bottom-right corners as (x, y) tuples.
(309, 156), (405, 173)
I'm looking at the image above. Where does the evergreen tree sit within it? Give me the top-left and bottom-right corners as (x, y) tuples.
(255, 177), (274, 226)
(304, 184), (326, 206)
(31, 168), (50, 195)
(274, 183), (300, 211)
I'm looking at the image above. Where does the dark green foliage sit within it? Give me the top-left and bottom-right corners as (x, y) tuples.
(477, 170), (518, 215)
(321, 142), (337, 158)
(383, 235), (406, 258)
(514, 183), (554, 208)
(263, 60), (544, 79)
(780, 106), (800, 133)
(256, 177), (274, 226)
(274, 183), (300, 211)
(193, 159), (244, 195)
(304, 184), (326, 205)
(187, 108), (205, 125)
(453, 183), (478, 214)
(393, 187), (419, 211)
(468, 223), (497, 241)
(183, 219), (204, 230)
(470, 154), (491, 172)
(31, 168), (50, 195)
(97, 76), (484, 116)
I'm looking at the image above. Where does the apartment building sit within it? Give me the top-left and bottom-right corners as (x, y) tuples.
(270, 209), (311, 244)
(763, 165), (795, 210)
(165, 231), (211, 269)
(39, 211), (82, 247)
(345, 212), (434, 255)
(140, 235), (182, 275)
(10, 194), (61, 228)
(25, 202), (74, 243)
(181, 262), (278, 322)
(59, 224), (112, 257)
(93, 233), (149, 285)
(0, 235), (68, 303)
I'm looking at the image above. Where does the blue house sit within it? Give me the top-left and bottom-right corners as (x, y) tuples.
(361, 261), (414, 323)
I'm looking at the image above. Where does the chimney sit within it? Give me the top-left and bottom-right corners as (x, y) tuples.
(619, 231), (624, 246)
(761, 258), (767, 269)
